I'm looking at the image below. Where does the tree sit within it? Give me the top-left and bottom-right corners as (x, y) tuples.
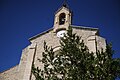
(32, 26), (120, 80)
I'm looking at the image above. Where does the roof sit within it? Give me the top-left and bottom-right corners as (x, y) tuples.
(29, 25), (99, 41)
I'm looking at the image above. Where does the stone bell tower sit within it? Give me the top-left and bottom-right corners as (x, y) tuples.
(53, 0), (72, 32)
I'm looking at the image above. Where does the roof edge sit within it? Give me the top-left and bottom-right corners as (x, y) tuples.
(0, 64), (18, 74)
(29, 28), (53, 41)
(55, 6), (72, 15)
(71, 25), (99, 31)
(72, 25), (99, 35)
(29, 25), (99, 41)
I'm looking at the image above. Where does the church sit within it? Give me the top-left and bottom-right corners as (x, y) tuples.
(0, 1), (106, 80)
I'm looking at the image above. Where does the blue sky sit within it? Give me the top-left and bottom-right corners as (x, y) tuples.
(0, 0), (120, 74)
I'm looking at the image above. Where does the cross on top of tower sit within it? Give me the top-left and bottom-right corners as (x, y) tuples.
(62, 0), (69, 8)
(55, 0), (71, 15)
(62, 0), (69, 9)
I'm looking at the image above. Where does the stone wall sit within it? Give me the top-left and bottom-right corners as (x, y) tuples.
(0, 65), (18, 80)
(30, 26), (106, 80)
(0, 26), (106, 80)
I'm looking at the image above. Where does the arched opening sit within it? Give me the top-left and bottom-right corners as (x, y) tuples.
(59, 13), (66, 25)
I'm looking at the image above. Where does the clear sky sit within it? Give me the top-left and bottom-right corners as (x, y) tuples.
(0, 0), (120, 74)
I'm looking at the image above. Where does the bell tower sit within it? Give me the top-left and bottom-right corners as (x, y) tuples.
(53, 0), (72, 32)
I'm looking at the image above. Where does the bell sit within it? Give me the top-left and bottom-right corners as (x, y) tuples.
(62, 18), (65, 21)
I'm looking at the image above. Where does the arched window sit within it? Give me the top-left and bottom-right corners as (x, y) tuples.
(59, 13), (66, 25)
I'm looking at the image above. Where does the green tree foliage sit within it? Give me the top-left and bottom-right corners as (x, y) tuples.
(32, 27), (120, 80)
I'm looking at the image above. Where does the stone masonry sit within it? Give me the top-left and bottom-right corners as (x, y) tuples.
(0, 1), (106, 80)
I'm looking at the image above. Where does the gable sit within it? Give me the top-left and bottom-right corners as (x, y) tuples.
(29, 25), (99, 42)
(55, 6), (71, 15)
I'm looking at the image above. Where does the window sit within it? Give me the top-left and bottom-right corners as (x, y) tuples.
(59, 13), (66, 25)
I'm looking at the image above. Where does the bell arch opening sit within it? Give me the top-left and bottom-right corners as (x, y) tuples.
(59, 13), (66, 25)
